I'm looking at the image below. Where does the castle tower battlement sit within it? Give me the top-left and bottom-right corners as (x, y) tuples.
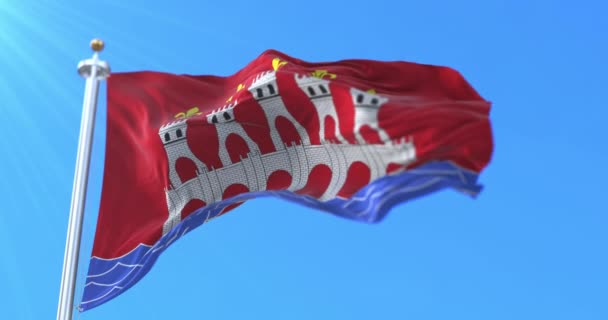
(294, 74), (332, 100)
(351, 88), (389, 108)
(350, 88), (390, 144)
(207, 101), (237, 124)
(248, 71), (280, 101)
(159, 118), (188, 145)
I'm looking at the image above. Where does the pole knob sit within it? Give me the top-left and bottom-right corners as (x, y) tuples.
(90, 39), (104, 52)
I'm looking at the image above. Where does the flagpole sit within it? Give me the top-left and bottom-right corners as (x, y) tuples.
(57, 39), (110, 320)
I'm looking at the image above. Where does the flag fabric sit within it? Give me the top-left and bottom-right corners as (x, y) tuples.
(80, 50), (493, 311)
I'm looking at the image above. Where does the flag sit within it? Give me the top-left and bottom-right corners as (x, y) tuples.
(80, 50), (493, 311)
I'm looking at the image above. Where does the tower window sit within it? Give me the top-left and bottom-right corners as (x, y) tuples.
(268, 84), (276, 95)
(319, 85), (328, 94)
(356, 94), (364, 103)
(371, 98), (379, 105)
(256, 88), (263, 98)
(211, 115), (218, 123)
(164, 132), (171, 142)
(308, 87), (316, 96)
(176, 129), (183, 138)
(223, 112), (232, 120)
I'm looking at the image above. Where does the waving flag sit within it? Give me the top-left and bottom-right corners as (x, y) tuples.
(80, 50), (493, 311)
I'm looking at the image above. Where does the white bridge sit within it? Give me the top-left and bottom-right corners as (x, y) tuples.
(158, 70), (417, 235)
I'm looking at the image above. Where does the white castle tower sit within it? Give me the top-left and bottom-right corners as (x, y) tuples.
(350, 88), (390, 144)
(158, 119), (207, 189)
(158, 119), (210, 233)
(295, 74), (348, 144)
(206, 101), (259, 166)
(248, 71), (310, 148)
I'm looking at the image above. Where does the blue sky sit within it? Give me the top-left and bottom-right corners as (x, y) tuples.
(1, 0), (606, 319)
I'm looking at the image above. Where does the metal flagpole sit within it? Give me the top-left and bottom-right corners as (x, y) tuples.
(57, 39), (110, 320)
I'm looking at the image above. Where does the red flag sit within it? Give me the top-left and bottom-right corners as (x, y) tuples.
(80, 50), (492, 311)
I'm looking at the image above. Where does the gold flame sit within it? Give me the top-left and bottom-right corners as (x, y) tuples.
(272, 58), (287, 71)
(311, 69), (337, 79)
(175, 107), (202, 119)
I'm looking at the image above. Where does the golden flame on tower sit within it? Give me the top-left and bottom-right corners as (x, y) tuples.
(311, 70), (337, 79)
(175, 107), (202, 119)
(272, 58), (287, 71)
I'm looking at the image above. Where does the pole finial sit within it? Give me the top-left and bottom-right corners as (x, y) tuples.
(90, 39), (104, 52)
(78, 40), (111, 79)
